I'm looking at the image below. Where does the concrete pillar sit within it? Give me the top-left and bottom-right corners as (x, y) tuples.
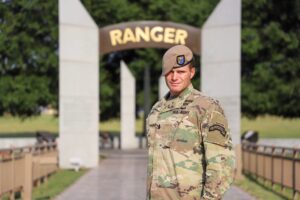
(201, 0), (241, 146)
(121, 61), (138, 149)
(201, 0), (241, 178)
(59, 0), (99, 168)
(159, 76), (169, 99)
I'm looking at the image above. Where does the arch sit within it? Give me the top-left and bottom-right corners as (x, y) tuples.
(59, 0), (241, 170)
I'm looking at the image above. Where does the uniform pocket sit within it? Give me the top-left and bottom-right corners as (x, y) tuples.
(170, 121), (200, 157)
(168, 120), (205, 197)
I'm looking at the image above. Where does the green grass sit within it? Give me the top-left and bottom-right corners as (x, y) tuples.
(0, 115), (144, 136)
(241, 115), (300, 138)
(32, 169), (86, 200)
(0, 115), (299, 138)
(0, 115), (58, 136)
(235, 174), (300, 200)
(0, 169), (86, 200)
(99, 117), (144, 134)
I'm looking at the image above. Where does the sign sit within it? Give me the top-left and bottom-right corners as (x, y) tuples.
(99, 21), (201, 55)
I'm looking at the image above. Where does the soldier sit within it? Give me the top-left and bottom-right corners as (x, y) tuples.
(146, 45), (235, 200)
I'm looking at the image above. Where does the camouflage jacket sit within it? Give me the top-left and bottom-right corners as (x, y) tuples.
(146, 84), (235, 200)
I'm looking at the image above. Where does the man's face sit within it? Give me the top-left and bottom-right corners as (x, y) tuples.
(165, 65), (195, 97)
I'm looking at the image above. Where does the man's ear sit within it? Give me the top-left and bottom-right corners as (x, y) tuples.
(190, 67), (195, 79)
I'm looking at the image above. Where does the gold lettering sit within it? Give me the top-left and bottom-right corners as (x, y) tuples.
(164, 27), (175, 43)
(175, 29), (188, 44)
(110, 27), (189, 46)
(109, 29), (123, 46)
(123, 28), (136, 44)
(135, 27), (150, 42)
(150, 26), (163, 42)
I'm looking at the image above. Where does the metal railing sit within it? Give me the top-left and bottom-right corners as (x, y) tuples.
(242, 142), (300, 200)
(0, 143), (58, 200)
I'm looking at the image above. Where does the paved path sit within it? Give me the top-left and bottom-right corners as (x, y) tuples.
(258, 138), (300, 148)
(55, 149), (256, 200)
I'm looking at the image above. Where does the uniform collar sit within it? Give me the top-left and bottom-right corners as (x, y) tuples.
(160, 84), (194, 112)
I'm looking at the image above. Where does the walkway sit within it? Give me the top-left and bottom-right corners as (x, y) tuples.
(55, 149), (256, 200)
(258, 138), (300, 148)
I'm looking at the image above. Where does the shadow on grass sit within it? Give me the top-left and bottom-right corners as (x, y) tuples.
(244, 173), (292, 200)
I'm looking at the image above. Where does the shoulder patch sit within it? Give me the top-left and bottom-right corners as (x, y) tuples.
(209, 124), (226, 137)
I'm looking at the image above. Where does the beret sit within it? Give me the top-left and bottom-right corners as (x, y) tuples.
(162, 45), (193, 75)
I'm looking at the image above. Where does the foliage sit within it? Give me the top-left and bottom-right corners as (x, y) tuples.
(0, 0), (58, 116)
(0, 75), (53, 116)
(0, 0), (300, 118)
(242, 0), (300, 117)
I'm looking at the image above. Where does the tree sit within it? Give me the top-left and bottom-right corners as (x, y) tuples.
(1, 0), (299, 118)
(0, 0), (58, 116)
(242, 0), (300, 117)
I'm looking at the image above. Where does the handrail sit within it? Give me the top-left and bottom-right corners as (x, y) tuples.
(242, 142), (300, 200)
(0, 142), (57, 153)
(0, 142), (58, 200)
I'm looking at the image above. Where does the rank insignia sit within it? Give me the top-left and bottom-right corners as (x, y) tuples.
(176, 55), (185, 65)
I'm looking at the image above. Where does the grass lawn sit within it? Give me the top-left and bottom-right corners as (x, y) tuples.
(0, 115), (144, 136)
(1, 169), (86, 200)
(0, 115), (58, 136)
(0, 115), (299, 138)
(99, 117), (144, 134)
(241, 115), (300, 138)
(32, 169), (86, 200)
(235, 174), (300, 200)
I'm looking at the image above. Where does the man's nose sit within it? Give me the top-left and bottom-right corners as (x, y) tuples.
(172, 72), (178, 80)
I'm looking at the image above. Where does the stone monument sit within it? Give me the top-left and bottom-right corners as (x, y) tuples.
(121, 61), (138, 149)
(201, 0), (241, 176)
(59, 0), (99, 168)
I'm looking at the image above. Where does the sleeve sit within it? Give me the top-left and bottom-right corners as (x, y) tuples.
(146, 143), (154, 200)
(201, 103), (235, 200)
(146, 109), (155, 200)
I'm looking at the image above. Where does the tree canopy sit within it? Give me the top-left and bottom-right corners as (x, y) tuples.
(242, 0), (300, 117)
(0, 0), (299, 118)
(0, 0), (58, 116)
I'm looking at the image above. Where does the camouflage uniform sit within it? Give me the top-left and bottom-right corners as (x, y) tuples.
(146, 84), (235, 200)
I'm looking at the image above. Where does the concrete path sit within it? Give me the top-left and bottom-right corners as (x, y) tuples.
(55, 149), (256, 200)
(258, 138), (300, 148)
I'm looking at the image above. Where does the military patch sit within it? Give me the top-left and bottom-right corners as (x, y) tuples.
(176, 138), (188, 143)
(173, 109), (189, 114)
(180, 110), (189, 114)
(176, 55), (185, 65)
(209, 124), (226, 137)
